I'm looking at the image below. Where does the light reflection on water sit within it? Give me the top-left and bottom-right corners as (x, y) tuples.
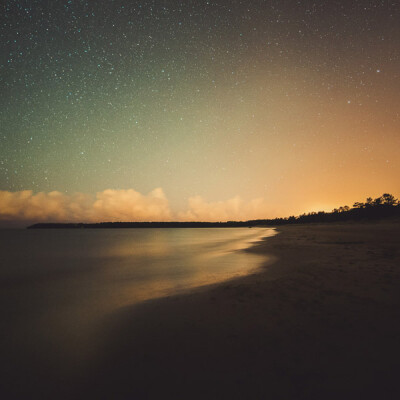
(0, 227), (275, 387)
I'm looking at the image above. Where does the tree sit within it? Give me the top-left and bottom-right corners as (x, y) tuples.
(373, 197), (383, 206)
(365, 197), (373, 207)
(381, 193), (397, 206)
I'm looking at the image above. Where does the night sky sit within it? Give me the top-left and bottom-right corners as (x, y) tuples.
(1, 1), (399, 223)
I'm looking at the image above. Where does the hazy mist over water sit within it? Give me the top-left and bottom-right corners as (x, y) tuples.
(0, 228), (274, 393)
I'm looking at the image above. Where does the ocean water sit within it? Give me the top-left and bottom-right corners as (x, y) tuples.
(0, 227), (274, 396)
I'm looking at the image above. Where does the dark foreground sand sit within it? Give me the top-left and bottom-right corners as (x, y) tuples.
(82, 221), (400, 400)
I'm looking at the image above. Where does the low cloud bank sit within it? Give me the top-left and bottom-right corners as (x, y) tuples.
(178, 195), (270, 222)
(0, 189), (270, 225)
(0, 188), (171, 224)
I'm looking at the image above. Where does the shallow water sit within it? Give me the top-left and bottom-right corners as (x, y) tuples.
(0, 227), (274, 395)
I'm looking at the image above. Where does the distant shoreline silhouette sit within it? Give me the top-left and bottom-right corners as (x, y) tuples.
(27, 193), (399, 229)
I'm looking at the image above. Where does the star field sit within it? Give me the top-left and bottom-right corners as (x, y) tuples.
(0, 0), (399, 221)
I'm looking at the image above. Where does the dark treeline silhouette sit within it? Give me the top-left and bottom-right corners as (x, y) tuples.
(254, 193), (400, 226)
(27, 193), (400, 229)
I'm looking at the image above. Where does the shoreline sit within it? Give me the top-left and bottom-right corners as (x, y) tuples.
(83, 220), (400, 399)
(5, 221), (400, 399)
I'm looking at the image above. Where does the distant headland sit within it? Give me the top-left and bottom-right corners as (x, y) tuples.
(27, 193), (399, 229)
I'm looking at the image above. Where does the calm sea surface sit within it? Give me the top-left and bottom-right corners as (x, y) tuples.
(0, 227), (274, 395)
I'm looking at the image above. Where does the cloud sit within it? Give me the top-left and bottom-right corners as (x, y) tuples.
(178, 195), (271, 222)
(0, 188), (172, 224)
(92, 188), (171, 222)
(0, 189), (273, 226)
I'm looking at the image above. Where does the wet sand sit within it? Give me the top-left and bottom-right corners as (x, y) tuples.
(86, 221), (400, 399)
(4, 222), (400, 399)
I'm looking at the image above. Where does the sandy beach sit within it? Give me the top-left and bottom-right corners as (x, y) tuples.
(3, 222), (400, 399)
(77, 221), (400, 400)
